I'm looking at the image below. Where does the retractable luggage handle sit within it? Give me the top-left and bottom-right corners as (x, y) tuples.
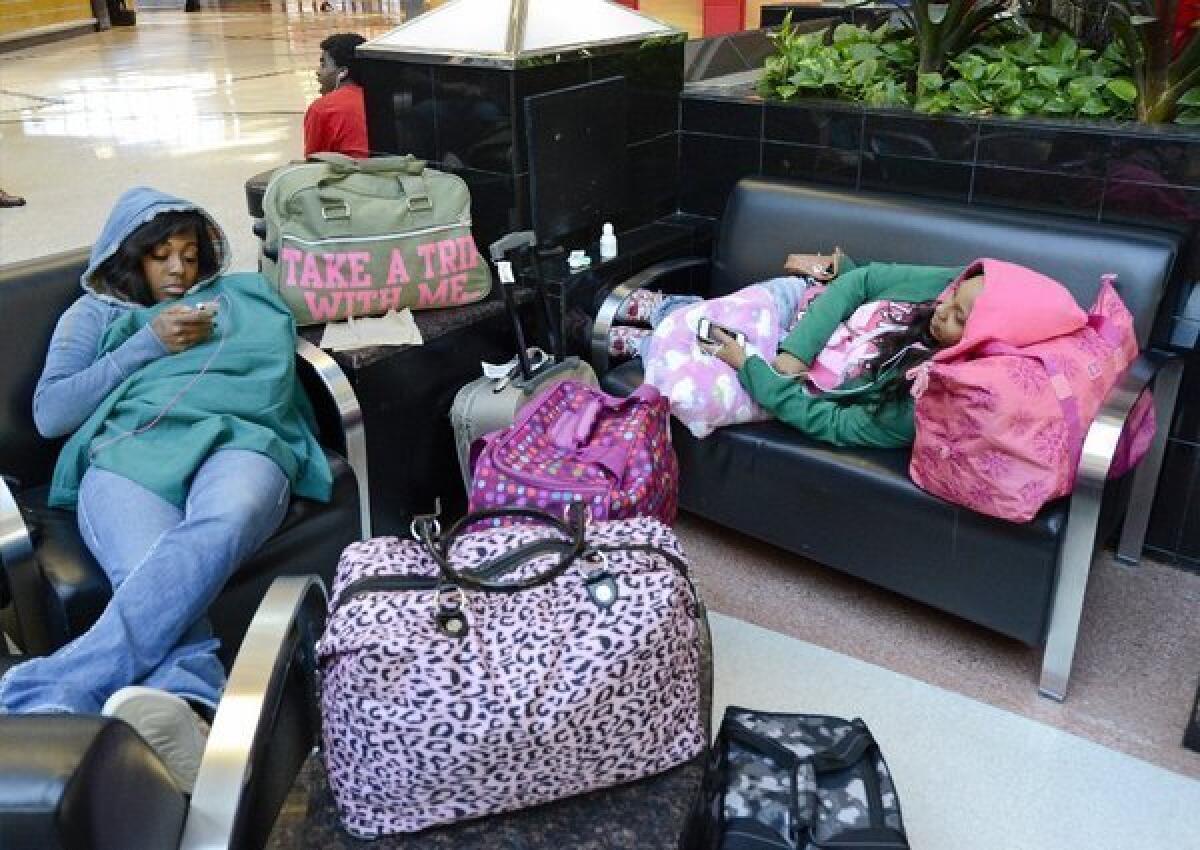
(490, 232), (539, 381)
(526, 243), (564, 362)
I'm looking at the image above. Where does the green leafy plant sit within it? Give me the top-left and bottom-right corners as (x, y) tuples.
(916, 32), (1138, 118)
(759, 10), (1187, 123)
(1106, 0), (1200, 122)
(760, 17), (915, 107)
(882, 0), (1021, 74)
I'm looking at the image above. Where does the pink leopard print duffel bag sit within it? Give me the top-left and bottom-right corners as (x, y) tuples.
(317, 504), (710, 838)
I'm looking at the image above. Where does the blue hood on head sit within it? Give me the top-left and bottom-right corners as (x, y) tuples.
(82, 186), (230, 301)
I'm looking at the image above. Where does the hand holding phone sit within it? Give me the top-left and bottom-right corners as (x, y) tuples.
(696, 318), (747, 348)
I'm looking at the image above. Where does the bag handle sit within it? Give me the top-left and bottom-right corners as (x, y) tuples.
(308, 152), (426, 175)
(307, 153), (432, 213)
(720, 713), (878, 774)
(416, 504), (589, 593)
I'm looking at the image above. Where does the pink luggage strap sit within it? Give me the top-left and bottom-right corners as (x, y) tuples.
(547, 384), (660, 481)
(979, 313), (1126, 473)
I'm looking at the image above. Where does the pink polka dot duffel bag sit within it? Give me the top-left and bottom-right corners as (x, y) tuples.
(468, 379), (679, 526)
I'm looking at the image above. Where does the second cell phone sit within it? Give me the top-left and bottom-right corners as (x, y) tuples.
(696, 318), (747, 348)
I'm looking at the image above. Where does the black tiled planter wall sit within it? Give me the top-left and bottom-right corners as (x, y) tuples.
(678, 93), (1200, 569)
(357, 41), (685, 253)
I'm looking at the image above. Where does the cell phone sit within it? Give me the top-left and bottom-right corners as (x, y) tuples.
(696, 318), (746, 348)
(194, 301), (219, 315)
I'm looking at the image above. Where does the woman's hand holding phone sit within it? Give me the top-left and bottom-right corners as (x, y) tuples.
(152, 304), (215, 353)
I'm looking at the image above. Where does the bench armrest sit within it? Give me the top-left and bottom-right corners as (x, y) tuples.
(1073, 351), (1179, 500)
(1110, 352), (1183, 564)
(0, 475), (34, 618)
(0, 475), (33, 572)
(590, 257), (711, 374)
(1039, 350), (1183, 701)
(180, 575), (328, 850)
(294, 337), (371, 539)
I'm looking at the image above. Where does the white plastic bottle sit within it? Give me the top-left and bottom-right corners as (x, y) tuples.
(600, 222), (618, 260)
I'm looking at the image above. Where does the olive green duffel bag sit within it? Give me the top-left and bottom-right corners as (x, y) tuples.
(261, 153), (492, 326)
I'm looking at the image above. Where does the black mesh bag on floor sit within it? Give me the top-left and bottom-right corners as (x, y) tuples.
(679, 707), (909, 850)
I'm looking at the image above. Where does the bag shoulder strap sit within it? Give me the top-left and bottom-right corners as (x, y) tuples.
(978, 340), (1084, 461)
(307, 152), (426, 175)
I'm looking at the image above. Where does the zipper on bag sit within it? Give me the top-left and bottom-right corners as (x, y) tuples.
(334, 539), (694, 612)
(280, 219), (471, 247)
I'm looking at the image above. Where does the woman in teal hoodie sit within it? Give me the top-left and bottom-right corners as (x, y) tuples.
(708, 261), (983, 448)
(0, 187), (331, 791)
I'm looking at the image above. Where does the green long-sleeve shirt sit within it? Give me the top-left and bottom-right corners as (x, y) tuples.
(736, 262), (963, 448)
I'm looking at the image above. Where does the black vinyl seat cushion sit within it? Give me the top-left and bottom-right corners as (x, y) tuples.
(0, 715), (186, 850)
(18, 452), (355, 665)
(605, 357), (1071, 644)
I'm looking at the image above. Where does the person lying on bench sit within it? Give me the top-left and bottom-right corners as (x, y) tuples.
(707, 262), (987, 448)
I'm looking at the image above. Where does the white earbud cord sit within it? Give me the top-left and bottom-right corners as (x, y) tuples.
(815, 341), (928, 398)
(88, 293), (231, 461)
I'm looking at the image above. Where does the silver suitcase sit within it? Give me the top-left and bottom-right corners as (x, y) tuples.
(450, 350), (596, 489)
(450, 230), (598, 489)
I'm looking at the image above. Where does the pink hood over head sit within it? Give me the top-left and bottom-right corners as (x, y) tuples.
(933, 258), (1087, 362)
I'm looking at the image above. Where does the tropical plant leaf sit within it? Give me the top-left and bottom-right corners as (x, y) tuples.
(833, 23), (865, 44)
(917, 71), (945, 93)
(1179, 87), (1200, 106)
(849, 43), (883, 60)
(1033, 65), (1067, 87)
(1106, 78), (1138, 102)
(1177, 108), (1200, 124)
(852, 58), (881, 85)
(1019, 91), (1048, 109)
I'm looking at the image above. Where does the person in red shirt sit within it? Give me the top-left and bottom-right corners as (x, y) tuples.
(304, 33), (370, 159)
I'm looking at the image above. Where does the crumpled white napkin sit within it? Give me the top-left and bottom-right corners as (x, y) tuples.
(319, 309), (424, 351)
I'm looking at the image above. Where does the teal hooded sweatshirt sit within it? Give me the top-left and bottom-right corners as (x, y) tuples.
(44, 187), (332, 509)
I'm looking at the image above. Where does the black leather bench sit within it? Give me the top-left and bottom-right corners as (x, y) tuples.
(591, 179), (1185, 701)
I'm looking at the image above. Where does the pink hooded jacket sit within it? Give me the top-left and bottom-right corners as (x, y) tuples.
(935, 258), (1088, 363)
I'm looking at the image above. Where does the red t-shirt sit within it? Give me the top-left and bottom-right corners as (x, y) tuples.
(303, 83), (369, 158)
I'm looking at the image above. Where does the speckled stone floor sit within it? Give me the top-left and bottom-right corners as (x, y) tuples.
(266, 755), (704, 848)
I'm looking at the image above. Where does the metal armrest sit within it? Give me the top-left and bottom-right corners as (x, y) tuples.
(590, 257), (711, 374)
(0, 475), (33, 616)
(180, 575), (328, 850)
(1114, 352), (1183, 564)
(294, 337), (371, 539)
(1038, 350), (1183, 702)
(0, 475), (33, 570)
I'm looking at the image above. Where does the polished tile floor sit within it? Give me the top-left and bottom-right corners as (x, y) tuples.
(0, 1), (712, 269)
